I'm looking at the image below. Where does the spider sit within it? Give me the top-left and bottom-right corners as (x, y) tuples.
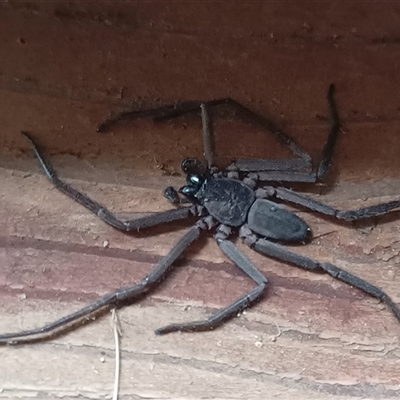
(1, 84), (400, 345)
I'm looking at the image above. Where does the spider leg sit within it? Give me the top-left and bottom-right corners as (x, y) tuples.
(97, 100), (204, 133)
(153, 96), (313, 163)
(316, 83), (340, 179)
(0, 223), (203, 345)
(97, 85), (338, 183)
(240, 229), (400, 323)
(155, 226), (268, 334)
(233, 84), (340, 183)
(97, 94), (313, 165)
(22, 132), (196, 231)
(200, 103), (215, 167)
(261, 186), (400, 220)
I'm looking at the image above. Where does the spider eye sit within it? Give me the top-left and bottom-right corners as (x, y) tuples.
(187, 174), (203, 187)
(179, 185), (198, 197)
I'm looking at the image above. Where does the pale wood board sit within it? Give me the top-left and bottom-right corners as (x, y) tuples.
(1, 160), (400, 399)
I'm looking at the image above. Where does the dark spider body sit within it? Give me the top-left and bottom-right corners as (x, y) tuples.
(1, 84), (400, 345)
(194, 177), (255, 226)
(185, 175), (310, 242)
(247, 198), (310, 242)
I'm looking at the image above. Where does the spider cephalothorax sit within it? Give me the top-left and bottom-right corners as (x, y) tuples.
(1, 85), (400, 345)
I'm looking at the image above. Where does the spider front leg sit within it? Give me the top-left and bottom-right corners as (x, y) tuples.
(22, 132), (196, 230)
(156, 225), (268, 334)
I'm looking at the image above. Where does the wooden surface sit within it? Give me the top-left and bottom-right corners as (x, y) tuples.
(1, 2), (400, 399)
(1, 159), (400, 400)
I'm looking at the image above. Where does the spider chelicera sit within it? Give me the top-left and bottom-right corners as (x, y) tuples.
(1, 84), (400, 345)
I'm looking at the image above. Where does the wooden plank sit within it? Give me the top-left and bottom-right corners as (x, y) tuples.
(1, 2), (400, 138)
(1, 162), (400, 399)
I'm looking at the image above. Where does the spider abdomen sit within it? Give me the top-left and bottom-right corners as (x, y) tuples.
(195, 178), (256, 226)
(247, 199), (310, 242)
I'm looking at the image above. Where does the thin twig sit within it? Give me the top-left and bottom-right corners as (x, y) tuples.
(111, 309), (122, 400)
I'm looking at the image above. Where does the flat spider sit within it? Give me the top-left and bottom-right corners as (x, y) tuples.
(1, 84), (399, 345)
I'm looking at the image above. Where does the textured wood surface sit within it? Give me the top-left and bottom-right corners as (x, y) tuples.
(1, 2), (400, 399)
(1, 159), (400, 399)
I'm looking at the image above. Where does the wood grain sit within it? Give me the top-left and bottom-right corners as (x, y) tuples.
(1, 162), (400, 399)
